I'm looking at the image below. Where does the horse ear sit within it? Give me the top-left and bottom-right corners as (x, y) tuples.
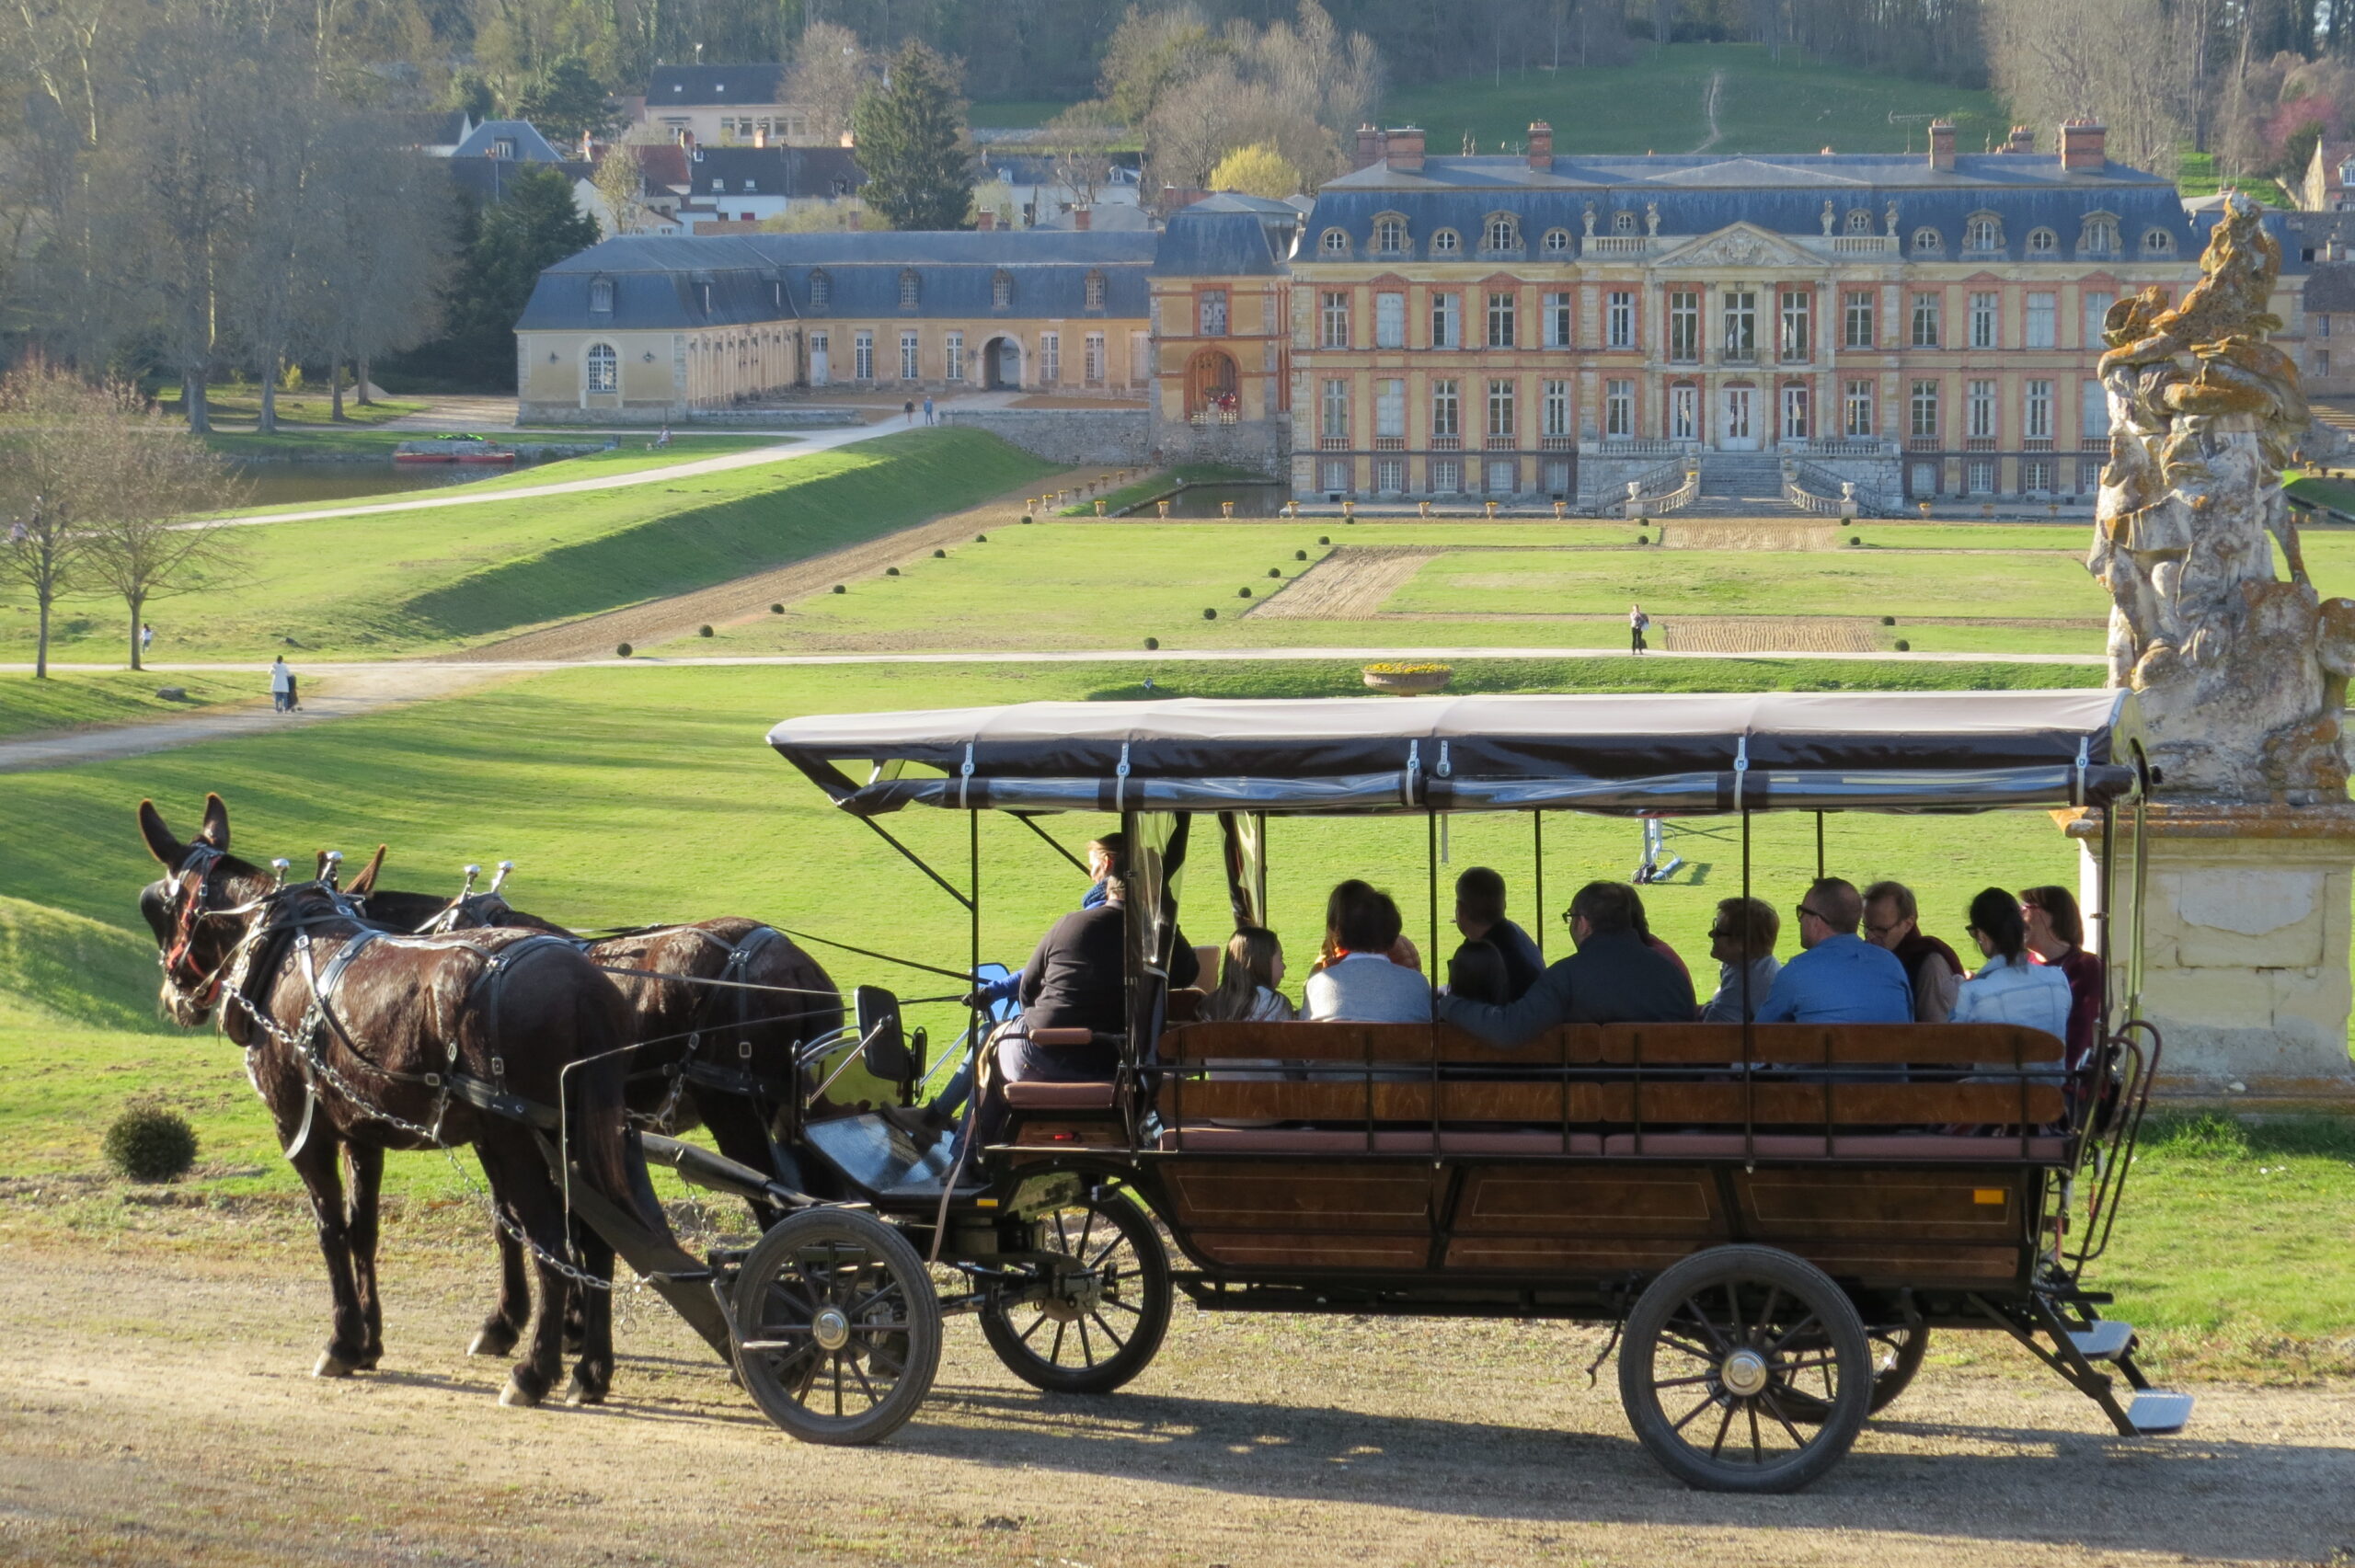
(349, 845), (386, 897)
(199, 794), (230, 851)
(138, 800), (180, 866)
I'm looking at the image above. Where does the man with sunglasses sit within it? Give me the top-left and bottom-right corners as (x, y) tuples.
(1752, 876), (1912, 1024)
(1439, 879), (1694, 1047)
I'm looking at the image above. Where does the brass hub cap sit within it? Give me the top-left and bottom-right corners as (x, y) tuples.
(812, 1306), (852, 1352)
(1720, 1347), (1770, 1399)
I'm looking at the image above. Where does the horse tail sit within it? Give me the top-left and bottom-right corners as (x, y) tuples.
(568, 975), (659, 1230)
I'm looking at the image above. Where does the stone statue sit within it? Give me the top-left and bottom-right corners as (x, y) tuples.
(1884, 200), (1900, 237)
(1645, 201), (1660, 236)
(2090, 191), (2355, 801)
(1582, 201), (1596, 237)
(1821, 200), (1836, 235)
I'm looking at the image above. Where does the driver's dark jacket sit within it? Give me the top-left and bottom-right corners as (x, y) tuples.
(1017, 903), (1198, 1036)
(1438, 928), (1695, 1046)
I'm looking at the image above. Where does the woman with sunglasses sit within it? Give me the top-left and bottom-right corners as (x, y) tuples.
(1950, 887), (2071, 1039)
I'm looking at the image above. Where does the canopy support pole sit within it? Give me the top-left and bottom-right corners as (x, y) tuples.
(1531, 809), (1546, 964)
(1008, 810), (1090, 876)
(1740, 807), (1755, 1169)
(855, 814), (973, 912)
(1815, 810), (1826, 882)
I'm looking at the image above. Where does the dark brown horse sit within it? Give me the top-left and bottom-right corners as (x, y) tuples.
(341, 860), (846, 1357)
(136, 795), (664, 1407)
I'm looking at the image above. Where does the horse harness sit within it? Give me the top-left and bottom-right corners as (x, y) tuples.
(623, 924), (798, 1128)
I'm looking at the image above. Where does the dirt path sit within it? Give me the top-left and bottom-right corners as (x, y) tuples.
(1694, 69), (1728, 153)
(456, 466), (1112, 662)
(1250, 547), (1442, 619)
(0, 1216), (2346, 1568)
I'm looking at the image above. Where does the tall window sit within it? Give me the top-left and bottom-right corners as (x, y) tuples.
(1487, 291), (1517, 349)
(1778, 288), (1810, 361)
(1374, 292), (1405, 349)
(1486, 378), (1516, 441)
(1669, 289), (1700, 363)
(1084, 332), (1105, 383)
(1545, 292), (1574, 349)
(1200, 290), (1228, 337)
(1910, 379), (1940, 440)
(899, 269), (920, 308)
(1844, 378), (1875, 438)
(1040, 332), (1059, 383)
(1374, 215), (1406, 253)
(2026, 292), (2057, 349)
(2025, 379), (2053, 440)
(1844, 290), (1876, 350)
(2082, 216), (2120, 254)
(1544, 379), (1572, 439)
(855, 330), (874, 380)
(1604, 379), (1633, 438)
(1911, 293), (1941, 349)
(1967, 379), (1997, 440)
(1430, 378), (1460, 438)
(1321, 378), (1349, 440)
(1085, 269), (1107, 308)
(810, 270), (832, 310)
(1484, 214), (1519, 251)
(1607, 291), (1635, 349)
(899, 330), (920, 380)
(1669, 383), (1697, 440)
(585, 342), (617, 393)
(1320, 291), (1350, 349)
(1722, 289), (1757, 361)
(1965, 213), (2002, 251)
(944, 331), (964, 382)
(1970, 292), (1999, 350)
(589, 278), (614, 313)
(1430, 292), (1460, 349)
(1780, 383), (1808, 441)
(1375, 378), (1406, 439)
(992, 270), (1014, 310)
(1430, 458), (1461, 492)
(2083, 379), (2109, 441)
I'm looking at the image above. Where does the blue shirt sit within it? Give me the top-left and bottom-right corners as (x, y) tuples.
(1752, 933), (1913, 1024)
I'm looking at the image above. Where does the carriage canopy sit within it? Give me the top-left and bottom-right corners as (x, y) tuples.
(767, 688), (2145, 818)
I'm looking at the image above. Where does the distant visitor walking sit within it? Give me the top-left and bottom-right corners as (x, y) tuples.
(270, 656), (293, 713)
(1629, 603), (1649, 655)
(140, 623), (154, 655)
(903, 399), (916, 425)
(923, 395), (936, 426)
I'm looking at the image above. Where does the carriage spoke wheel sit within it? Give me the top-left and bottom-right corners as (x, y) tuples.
(1618, 1245), (1870, 1494)
(1776, 1322), (1927, 1424)
(732, 1207), (941, 1445)
(978, 1186), (1170, 1395)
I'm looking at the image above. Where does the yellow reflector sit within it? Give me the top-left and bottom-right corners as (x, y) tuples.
(974, 1197), (998, 1207)
(1973, 1188), (2006, 1206)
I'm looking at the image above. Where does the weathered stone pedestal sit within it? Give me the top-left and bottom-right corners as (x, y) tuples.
(2066, 805), (2355, 1108)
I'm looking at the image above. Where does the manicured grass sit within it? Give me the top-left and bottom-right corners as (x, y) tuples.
(1082, 657), (2098, 703)
(2175, 149), (2294, 210)
(0, 429), (1053, 660)
(161, 389), (427, 427)
(0, 670), (247, 739)
(1382, 42), (2001, 157)
(213, 435), (792, 519)
(2287, 475), (2355, 520)
(1057, 464), (1269, 517)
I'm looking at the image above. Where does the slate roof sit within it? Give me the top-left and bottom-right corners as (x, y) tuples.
(1150, 210), (1282, 276)
(1034, 202), (1155, 232)
(646, 64), (789, 108)
(680, 145), (864, 199)
(388, 109), (472, 147)
(518, 231), (1155, 331)
(454, 120), (565, 162)
(448, 157), (591, 205)
(1304, 152), (2193, 265)
(2303, 262), (2355, 313)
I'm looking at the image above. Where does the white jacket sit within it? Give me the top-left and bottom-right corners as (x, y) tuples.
(1951, 952), (2071, 1040)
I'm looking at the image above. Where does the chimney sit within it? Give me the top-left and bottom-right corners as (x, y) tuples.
(1386, 126), (1425, 174)
(2060, 118), (2107, 173)
(2004, 124), (2036, 155)
(976, 210), (995, 231)
(1526, 121), (1553, 170)
(1353, 123), (1384, 171)
(1928, 120), (1956, 172)
(1074, 205), (1091, 231)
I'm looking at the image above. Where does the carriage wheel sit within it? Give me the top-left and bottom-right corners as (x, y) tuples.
(1775, 1322), (1928, 1424)
(1618, 1245), (1870, 1494)
(731, 1207), (941, 1445)
(978, 1185), (1171, 1395)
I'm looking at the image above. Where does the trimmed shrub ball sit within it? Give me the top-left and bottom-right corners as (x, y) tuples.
(1294, 549), (1307, 561)
(975, 532), (988, 542)
(1022, 514), (1035, 524)
(1267, 567), (1281, 578)
(1894, 639), (1912, 651)
(886, 567), (901, 576)
(104, 1104), (198, 1183)
(1637, 535), (1649, 545)
(1881, 614), (1896, 626)
(1238, 587), (1252, 599)
(933, 548), (948, 558)
(697, 624), (714, 637)
(1849, 535), (1863, 546)
(769, 602), (784, 613)
(1202, 607), (1218, 620)
(1144, 636), (1159, 650)
(832, 584), (846, 594)
(1317, 535), (1330, 544)
(616, 642), (632, 658)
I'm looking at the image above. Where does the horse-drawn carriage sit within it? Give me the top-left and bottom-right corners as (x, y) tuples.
(139, 687), (2187, 1493)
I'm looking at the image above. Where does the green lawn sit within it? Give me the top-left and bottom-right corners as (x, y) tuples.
(0, 670), (247, 738)
(0, 429), (1054, 661)
(1062, 464), (1271, 517)
(161, 389), (427, 427)
(1382, 42), (2002, 157)
(213, 434), (792, 519)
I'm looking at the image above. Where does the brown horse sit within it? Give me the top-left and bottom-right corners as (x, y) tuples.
(136, 795), (662, 1407)
(341, 861), (847, 1358)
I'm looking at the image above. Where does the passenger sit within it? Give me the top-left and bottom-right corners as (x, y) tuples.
(967, 832), (1128, 1012)
(1304, 885), (1432, 1023)
(1752, 876), (1912, 1024)
(1862, 879), (1963, 1023)
(2019, 884), (2104, 1070)
(1439, 880), (1695, 1047)
(1953, 887), (2072, 1039)
(1627, 887), (1692, 985)
(1699, 896), (1782, 1023)
(1201, 925), (1297, 1023)
(1443, 938), (1511, 1006)
(1315, 877), (1421, 974)
(1450, 865), (1545, 1001)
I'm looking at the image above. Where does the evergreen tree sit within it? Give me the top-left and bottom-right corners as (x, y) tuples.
(517, 55), (618, 144)
(850, 40), (975, 232)
(421, 166), (599, 387)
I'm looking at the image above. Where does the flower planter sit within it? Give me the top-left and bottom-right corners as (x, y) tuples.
(1361, 665), (1453, 695)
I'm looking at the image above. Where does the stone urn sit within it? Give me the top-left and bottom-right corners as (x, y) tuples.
(1361, 662), (1453, 695)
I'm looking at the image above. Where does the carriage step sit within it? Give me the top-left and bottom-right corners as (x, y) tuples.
(2126, 1391), (2193, 1434)
(2067, 1320), (2137, 1361)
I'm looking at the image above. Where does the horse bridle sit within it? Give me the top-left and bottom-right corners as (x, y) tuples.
(158, 844), (234, 1004)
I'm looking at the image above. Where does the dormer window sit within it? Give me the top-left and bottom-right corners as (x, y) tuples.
(1542, 227), (1571, 255)
(1612, 211), (1637, 235)
(2081, 213), (2120, 253)
(492, 138), (515, 159)
(1373, 214), (1407, 254)
(1912, 227), (1943, 254)
(1085, 269), (1106, 309)
(741, 179), (755, 191)
(711, 177), (724, 191)
(992, 269), (1014, 309)
(810, 269), (831, 309)
(1484, 214), (1521, 250)
(2142, 227), (2176, 256)
(1320, 227), (1349, 257)
(899, 269), (920, 308)
(2027, 226), (2057, 255)
(699, 282), (713, 314)
(1430, 228), (1459, 256)
(1845, 209), (1873, 235)
(1964, 212), (2003, 251)
(589, 277), (614, 313)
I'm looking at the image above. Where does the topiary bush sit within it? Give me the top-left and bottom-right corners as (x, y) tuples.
(1202, 607), (1218, 620)
(616, 642), (632, 658)
(933, 548), (948, 558)
(831, 584), (846, 594)
(1294, 549), (1307, 561)
(1022, 514), (1034, 524)
(1144, 636), (1159, 650)
(886, 567), (901, 576)
(769, 602), (784, 613)
(1637, 534), (1649, 545)
(1881, 614), (1896, 626)
(104, 1104), (198, 1183)
(1317, 535), (1330, 544)
(1237, 587), (1252, 598)
(975, 532), (988, 542)
(1849, 535), (1862, 546)
(1267, 567), (1281, 578)
(1894, 638), (1912, 651)
(697, 624), (714, 637)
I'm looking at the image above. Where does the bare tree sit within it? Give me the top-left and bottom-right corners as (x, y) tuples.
(787, 20), (873, 145)
(0, 357), (98, 680)
(76, 388), (246, 670)
(1044, 101), (1122, 210)
(309, 125), (452, 417)
(1987, 0), (2191, 176)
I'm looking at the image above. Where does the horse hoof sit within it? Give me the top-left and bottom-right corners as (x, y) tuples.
(468, 1325), (518, 1357)
(313, 1352), (357, 1379)
(564, 1374), (607, 1407)
(499, 1376), (545, 1408)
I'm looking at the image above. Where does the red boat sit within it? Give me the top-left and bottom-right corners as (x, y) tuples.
(394, 435), (517, 464)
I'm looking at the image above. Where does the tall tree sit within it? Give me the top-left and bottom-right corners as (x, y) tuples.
(516, 53), (617, 144)
(431, 165), (598, 386)
(851, 40), (974, 231)
(311, 122), (454, 416)
(76, 386), (246, 670)
(0, 357), (98, 680)
(787, 20), (874, 144)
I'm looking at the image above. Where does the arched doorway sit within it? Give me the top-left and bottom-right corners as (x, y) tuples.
(983, 337), (1022, 390)
(1186, 349), (1239, 418)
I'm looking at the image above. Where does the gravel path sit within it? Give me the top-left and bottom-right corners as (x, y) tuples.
(0, 1215), (2346, 1568)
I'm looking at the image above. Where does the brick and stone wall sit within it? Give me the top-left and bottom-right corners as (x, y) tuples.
(939, 408), (1152, 465)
